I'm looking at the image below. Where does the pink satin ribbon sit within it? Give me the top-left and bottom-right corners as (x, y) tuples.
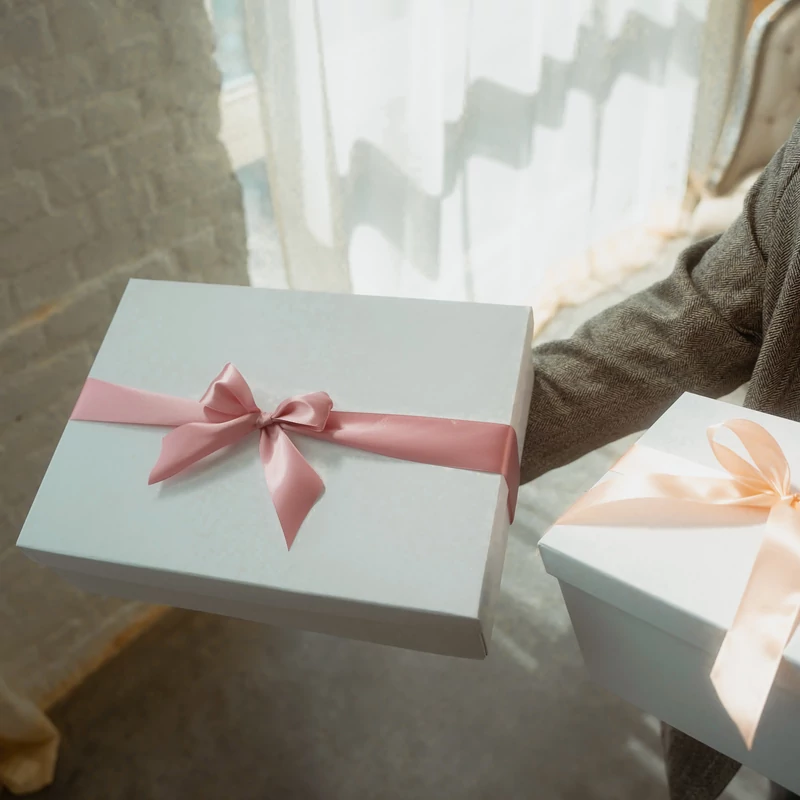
(558, 418), (800, 749)
(70, 364), (520, 549)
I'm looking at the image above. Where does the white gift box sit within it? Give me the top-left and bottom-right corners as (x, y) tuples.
(17, 280), (533, 659)
(539, 393), (800, 792)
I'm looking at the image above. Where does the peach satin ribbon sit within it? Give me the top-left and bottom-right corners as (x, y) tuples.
(70, 364), (520, 549)
(559, 418), (800, 748)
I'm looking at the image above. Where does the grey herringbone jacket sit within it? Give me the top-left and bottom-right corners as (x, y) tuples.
(521, 118), (800, 800)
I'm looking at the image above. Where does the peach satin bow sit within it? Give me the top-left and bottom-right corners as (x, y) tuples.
(559, 419), (800, 749)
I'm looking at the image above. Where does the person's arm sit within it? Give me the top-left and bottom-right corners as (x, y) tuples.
(520, 123), (799, 483)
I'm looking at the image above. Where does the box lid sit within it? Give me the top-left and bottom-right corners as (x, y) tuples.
(539, 393), (800, 678)
(18, 280), (533, 651)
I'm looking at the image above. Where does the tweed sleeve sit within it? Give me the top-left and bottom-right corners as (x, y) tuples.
(520, 121), (800, 483)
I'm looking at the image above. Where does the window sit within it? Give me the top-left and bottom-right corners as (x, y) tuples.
(211, 0), (254, 85)
(208, 1), (283, 284)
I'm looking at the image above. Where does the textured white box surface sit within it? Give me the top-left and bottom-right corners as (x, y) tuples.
(18, 280), (533, 658)
(560, 585), (800, 793)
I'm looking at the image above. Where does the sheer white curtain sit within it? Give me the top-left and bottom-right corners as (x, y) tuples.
(244, 0), (709, 330)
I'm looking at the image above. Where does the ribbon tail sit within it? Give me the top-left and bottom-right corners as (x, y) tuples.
(710, 498), (800, 748)
(71, 378), (208, 426)
(149, 415), (257, 484)
(300, 411), (520, 522)
(260, 427), (324, 549)
(557, 444), (773, 528)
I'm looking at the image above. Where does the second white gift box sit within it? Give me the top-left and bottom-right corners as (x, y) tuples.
(17, 280), (533, 659)
(539, 393), (800, 792)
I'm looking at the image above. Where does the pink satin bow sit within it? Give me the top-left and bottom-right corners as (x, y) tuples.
(71, 364), (520, 549)
(559, 418), (800, 749)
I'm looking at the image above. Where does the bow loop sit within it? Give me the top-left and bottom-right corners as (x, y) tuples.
(200, 363), (259, 421)
(709, 419), (792, 498)
(271, 392), (333, 432)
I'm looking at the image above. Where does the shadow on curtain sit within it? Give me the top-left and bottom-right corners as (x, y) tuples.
(243, 0), (709, 333)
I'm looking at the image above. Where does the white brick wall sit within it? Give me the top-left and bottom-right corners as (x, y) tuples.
(0, 0), (248, 704)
